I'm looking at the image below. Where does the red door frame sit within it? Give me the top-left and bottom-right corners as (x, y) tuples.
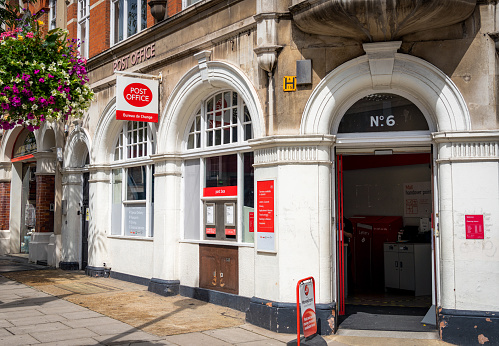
(336, 154), (345, 316)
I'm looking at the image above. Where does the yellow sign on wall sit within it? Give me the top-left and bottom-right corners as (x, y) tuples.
(283, 76), (297, 92)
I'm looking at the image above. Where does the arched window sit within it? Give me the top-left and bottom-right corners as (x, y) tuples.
(183, 90), (254, 244)
(111, 121), (155, 237)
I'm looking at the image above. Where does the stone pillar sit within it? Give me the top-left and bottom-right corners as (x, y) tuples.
(247, 135), (336, 334)
(85, 166), (110, 276)
(0, 162), (12, 255)
(29, 151), (56, 264)
(148, 154), (182, 296)
(60, 170), (83, 270)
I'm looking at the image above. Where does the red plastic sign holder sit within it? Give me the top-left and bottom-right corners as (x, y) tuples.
(296, 277), (317, 345)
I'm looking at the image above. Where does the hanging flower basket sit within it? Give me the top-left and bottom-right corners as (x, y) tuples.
(0, 14), (94, 131)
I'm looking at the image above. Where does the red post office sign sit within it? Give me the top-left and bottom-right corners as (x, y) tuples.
(225, 229), (236, 236)
(299, 280), (317, 338)
(257, 180), (275, 251)
(206, 227), (216, 235)
(116, 76), (159, 123)
(466, 215), (484, 239)
(203, 186), (237, 197)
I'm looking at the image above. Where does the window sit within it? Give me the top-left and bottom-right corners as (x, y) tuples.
(111, 122), (155, 237)
(49, 0), (57, 30)
(184, 0), (202, 8)
(77, 0), (89, 58)
(111, 0), (147, 45)
(184, 91), (254, 244)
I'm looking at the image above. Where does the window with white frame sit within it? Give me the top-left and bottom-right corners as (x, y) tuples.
(111, 0), (147, 45)
(184, 90), (254, 244)
(77, 0), (89, 58)
(183, 0), (202, 8)
(49, 0), (57, 30)
(111, 121), (155, 237)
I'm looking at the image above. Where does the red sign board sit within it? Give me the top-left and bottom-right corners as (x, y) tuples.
(203, 186), (237, 197)
(249, 212), (254, 232)
(225, 229), (236, 236)
(206, 227), (216, 235)
(466, 215), (484, 239)
(257, 180), (274, 233)
(297, 278), (317, 340)
(116, 76), (158, 123)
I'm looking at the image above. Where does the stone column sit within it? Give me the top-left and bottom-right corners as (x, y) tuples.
(0, 162), (12, 255)
(29, 151), (56, 263)
(85, 165), (111, 276)
(60, 169), (83, 269)
(148, 154), (182, 296)
(247, 135), (336, 334)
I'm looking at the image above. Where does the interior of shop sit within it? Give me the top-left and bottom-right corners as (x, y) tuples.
(338, 152), (435, 332)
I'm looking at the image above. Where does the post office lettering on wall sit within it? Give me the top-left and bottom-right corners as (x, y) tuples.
(113, 43), (156, 72)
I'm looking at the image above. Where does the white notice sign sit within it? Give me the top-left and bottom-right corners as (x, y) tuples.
(404, 182), (431, 218)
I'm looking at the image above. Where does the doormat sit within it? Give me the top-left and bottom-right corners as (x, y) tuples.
(339, 305), (435, 332)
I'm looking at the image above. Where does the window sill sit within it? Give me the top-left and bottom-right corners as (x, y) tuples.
(179, 239), (254, 247)
(107, 235), (154, 241)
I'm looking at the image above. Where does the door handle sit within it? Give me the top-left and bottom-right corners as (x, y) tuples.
(395, 261), (398, 267)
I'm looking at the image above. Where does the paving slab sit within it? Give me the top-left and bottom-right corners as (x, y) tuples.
(93, 330), (162, 345)
(0, 333), (41, 346)
(0, 319), (14, 328)
(203, 327), (269, 344)
(235, 339), (288, 346)
(30, 326), (99, 343)
(60, 310), (104, 320)
(0, 309), (45, 320)
(86, 321), (140, 336)
(62, 316), (130, 329)
(6, 321), (71, 335)
(38, 338), (104, 346)
(164, 332), (234, 346)
(239, 323), (297, 343)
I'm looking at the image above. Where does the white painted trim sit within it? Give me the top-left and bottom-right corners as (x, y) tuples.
(300, 50), (471, 135)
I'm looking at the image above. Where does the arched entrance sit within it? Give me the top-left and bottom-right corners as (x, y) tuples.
(300, 41), (471, 333)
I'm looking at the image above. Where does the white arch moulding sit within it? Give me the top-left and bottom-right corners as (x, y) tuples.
(64, 126), (92, 168)
(300, 49), (471, 136)
(157, 59), (264, 153)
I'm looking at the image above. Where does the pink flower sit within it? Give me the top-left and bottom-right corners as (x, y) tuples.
(26, 32), (34, 39)
(39, 78), (45, 83)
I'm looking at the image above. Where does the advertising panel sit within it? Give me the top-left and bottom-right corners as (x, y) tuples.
(257, 180), (275, 251)
(466, 215), (484, 239)
(404, 182), (431, 218)
(116, 76), (159, 123)
(299, 280), (317, 338)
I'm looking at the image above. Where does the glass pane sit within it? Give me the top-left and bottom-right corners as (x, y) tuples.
(189, 121), (195, 133)
(124, 203), (147, 236)
(141, 0), (147, 30)
(232, 127), (238, 143)
(115, 1), (121, 43)
(215, 112), (222, 129)
(215, 129), (221, 145)
(232, 92), (238, 106)
(205, 154), (237, 188)
(223, 127), (230, 144)
(245, 124), (252, 140)
(128, 0), (138, 37)
(242, 152), (254, 243)
(224, 92), (231, 108)
(188, 134), (194, 149)
(207, 98), (213, 113)
(207, 131), (213, 146)
(115, 0), (125, 42)
(80, 20), (87, 57)
(126, 166), (146, 200)
(232, 108), (237, 125)
(208, 113), (214, 129)
(195, 133), (201, 148)
(195, 115), (201, 131)
(244, 106), (251, 122)
(215, 93), (222, 111)
(223, 110), (230, 126)
(111, 169), (122, 235)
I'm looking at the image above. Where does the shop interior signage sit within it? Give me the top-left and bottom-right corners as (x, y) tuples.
(116, 76), (159, 123)
(466, 215), (484, 239)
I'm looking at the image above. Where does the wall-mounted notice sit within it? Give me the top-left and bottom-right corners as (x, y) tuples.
(116, 76), (159, 123)
(466, 215), (484, 239)
(257, 180), (275, 251)
(404, 182), (431, 218)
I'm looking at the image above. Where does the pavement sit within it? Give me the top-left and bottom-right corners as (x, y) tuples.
(0, 254), (453, 346)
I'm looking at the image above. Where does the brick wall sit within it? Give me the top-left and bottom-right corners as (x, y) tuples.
(35, 175), (55, 233)
(168, 0), (182, 17)
(67, 1), (78, 43)
(89, 0), (110, 57)
(0, 182), (10, 230)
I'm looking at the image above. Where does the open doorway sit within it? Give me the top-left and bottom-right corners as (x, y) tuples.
(336, 151), (436, 332)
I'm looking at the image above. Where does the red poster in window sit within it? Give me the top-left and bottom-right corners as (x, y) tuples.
(466, 215), (484, 239)
(225, 229), (236, 236)
(203, 186), (237, 197)
(206, 228), (216, 235)
(249, 212), (254, 232)
(257, 180), (274, 233)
